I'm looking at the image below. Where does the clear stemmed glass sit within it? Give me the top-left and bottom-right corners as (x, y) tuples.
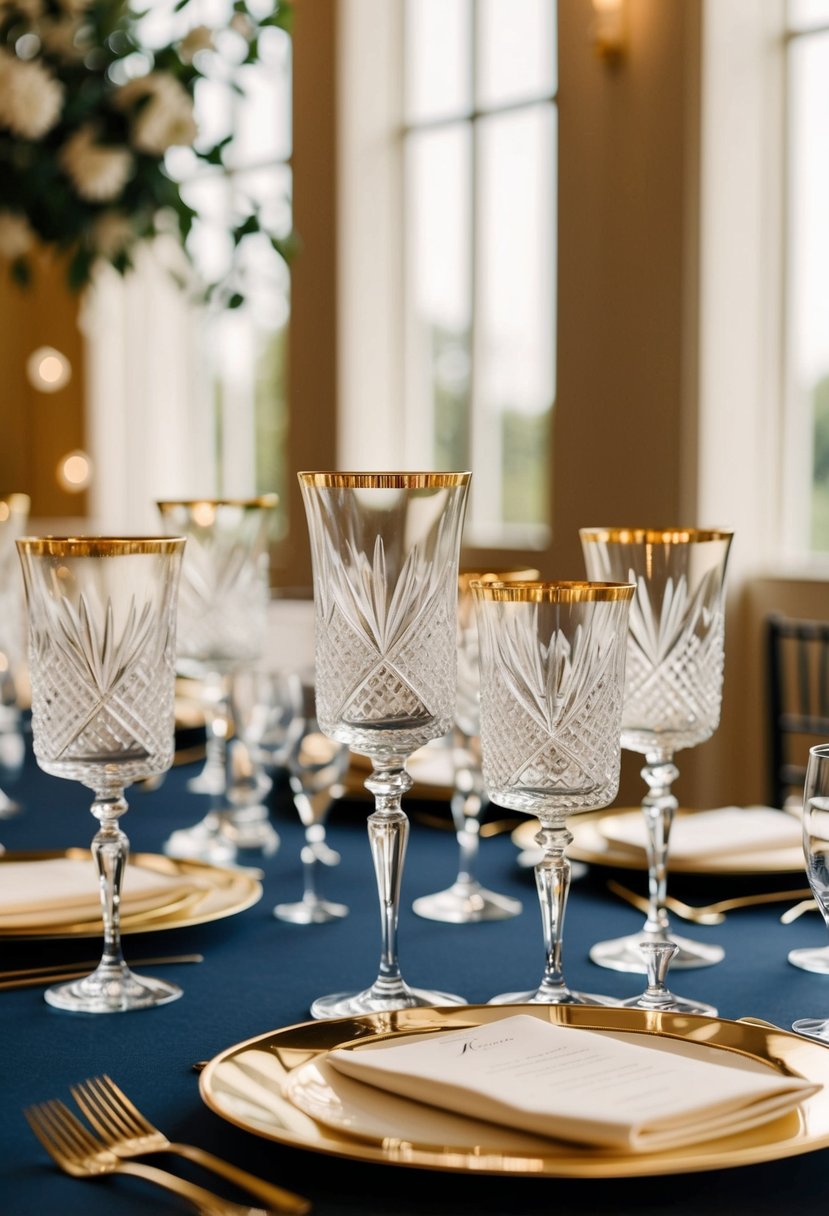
(274, 691), (350, 925)
(16, 536), (185, 1013)
(412, 568), (537, 924)
(581, 527), (733, 980)
(157, 497), (277, 864)
(473, 580), (634, 1005)
(790, 745), (829, 995)
(299, 470), (470, 1018)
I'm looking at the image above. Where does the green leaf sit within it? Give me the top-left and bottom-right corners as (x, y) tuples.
(228, 292), (244, 309)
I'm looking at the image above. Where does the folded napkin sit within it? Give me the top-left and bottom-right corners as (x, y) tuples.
(0, 857), (198, 929)
(327, 1015), (818, 1153)
(599, 806), (802, 860)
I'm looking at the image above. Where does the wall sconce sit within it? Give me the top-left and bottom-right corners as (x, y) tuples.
(592, 0), (626, 63)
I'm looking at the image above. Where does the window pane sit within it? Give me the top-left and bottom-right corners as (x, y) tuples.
(477, 0), (557, 109)
(473, 105), (556, 545)
(788, 0), (829, 31)
(787, 32), (829, 551)
(404, 126), (472, 471)
(405, 0), (472, 122)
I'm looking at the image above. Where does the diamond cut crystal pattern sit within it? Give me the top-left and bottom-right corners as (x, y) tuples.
(478, 603), (628, 813)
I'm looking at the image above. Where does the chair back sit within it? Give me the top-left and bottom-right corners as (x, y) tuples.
(767, 614), (829, 808)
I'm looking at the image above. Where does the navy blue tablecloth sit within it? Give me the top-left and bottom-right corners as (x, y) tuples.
(2, 729), (829, 1216)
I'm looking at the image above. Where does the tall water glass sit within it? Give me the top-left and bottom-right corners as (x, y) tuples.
(299, 471), (470, 1018)
(581, 527), (733, 982)
(474, 580), (634, 1004)
(412, 567), (537, 924)
(17, 537), (184, 1013)
(792, 745), (829, 1039)
(157, 497), (276, 863)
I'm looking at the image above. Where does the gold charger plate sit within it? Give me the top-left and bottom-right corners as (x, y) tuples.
(0, 850), (262, 939)
(511, 808), (805, 875)
(199, 1004), (829, 1178)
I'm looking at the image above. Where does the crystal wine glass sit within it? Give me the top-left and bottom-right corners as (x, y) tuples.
(299, 470), (470, 1018)
(790, 745), (829, 993)
(274, 686), (351, 925)
(581, 527), (733, 984)
(620, 942), (716, 1014)
(412, 567), (537, 924)
(16, 536), (185, 1013)
(157, 497), (277, 864)
(473, 580), (634, 1005)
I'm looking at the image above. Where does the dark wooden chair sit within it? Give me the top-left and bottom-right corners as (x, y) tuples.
(767, 614), (829, 809)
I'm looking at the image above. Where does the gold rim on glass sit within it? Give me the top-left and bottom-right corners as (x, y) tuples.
(470, 580), (635, 603)
(157, 495), (278, 510)
(298, 472), (471, 489)
(16, 537), (186, 557)
(580, 527), (733, 545)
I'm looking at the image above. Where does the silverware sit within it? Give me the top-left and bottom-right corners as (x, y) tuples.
(24, 1098), (280, 1215)
(71, 1075), (310, 1215)
(780, 898), (818, 924)
(0, 955), (204, 992)
(608, 879), (813, 926)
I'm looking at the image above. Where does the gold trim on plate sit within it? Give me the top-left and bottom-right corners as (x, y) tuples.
(0, 851), (262, 938)
(200, 1004), (829, 1178)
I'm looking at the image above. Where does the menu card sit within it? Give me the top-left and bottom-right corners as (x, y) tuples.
(327, 1015), (818, 1152)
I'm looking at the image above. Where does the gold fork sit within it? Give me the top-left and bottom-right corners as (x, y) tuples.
(71, 1075), (309, 1215)
(24, 1097), (280, 1215)
(607, 879), (813, 926)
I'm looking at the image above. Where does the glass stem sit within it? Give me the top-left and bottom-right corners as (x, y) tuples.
(365, 756), (412, 994)
(641, 753), (679, 934)
(451, 728), (484, 886)
(535, 818), (573, 998)
(300, 830), (321, 905)
(90, 790), (130, 971)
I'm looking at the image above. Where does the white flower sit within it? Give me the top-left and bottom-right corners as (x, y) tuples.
(117, 72), (197, 156)
(0, 210), (35, 260)
(60, 125), (134, 201)
(92, 211), (135, 259)
(0, 51), (64, 139)
(179, 25), (213, 64)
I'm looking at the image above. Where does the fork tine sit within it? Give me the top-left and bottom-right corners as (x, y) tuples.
(72, 1078), (135, 1140)
(24, 1106), (65, 1164)
(42, 1100), (102, 1157)
(99, 1074), (155, 1134)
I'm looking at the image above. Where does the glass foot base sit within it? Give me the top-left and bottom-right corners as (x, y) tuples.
(44, 964), (182, 1014)
(274, 897), (349, 925)
(788, 946), (829, 974)
(793, 1017), (829, 1043)
(310, 981), (466, 1020)
(164, 821), (237, 866)
(590, 930), (725, 973)
(186, 765), (225, 796)
(488, 987), (618, 1007)
(619, 991), (717, 1015)
(412, 880), (522, 924)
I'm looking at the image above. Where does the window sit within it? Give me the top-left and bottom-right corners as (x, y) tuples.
(784, 0), (829, 556)
(402, 0), (557, 549)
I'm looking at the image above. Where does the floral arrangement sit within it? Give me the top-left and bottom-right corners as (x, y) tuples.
(0, 0), (294, 305)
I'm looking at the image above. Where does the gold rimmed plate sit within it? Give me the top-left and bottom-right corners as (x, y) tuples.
(199, 1004), (829, 1178)
(511, 809), (805, 875)
(0, 851), (262, 938)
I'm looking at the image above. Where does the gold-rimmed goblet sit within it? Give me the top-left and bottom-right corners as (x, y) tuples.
(581, 527), (733, 986)
(792, 745), (829, 1038)
(412, 567), (537, 924)
(473, 580), (634, 1005)
(299, 470), (470, 1018)
(16, 536), (185, 1013)
(157, 497), (277, 864)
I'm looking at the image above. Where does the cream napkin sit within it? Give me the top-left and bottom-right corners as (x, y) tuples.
(327, 1015), (819, 1153)
(598, 806), (802, 861)
(0, 857), (198, 929)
